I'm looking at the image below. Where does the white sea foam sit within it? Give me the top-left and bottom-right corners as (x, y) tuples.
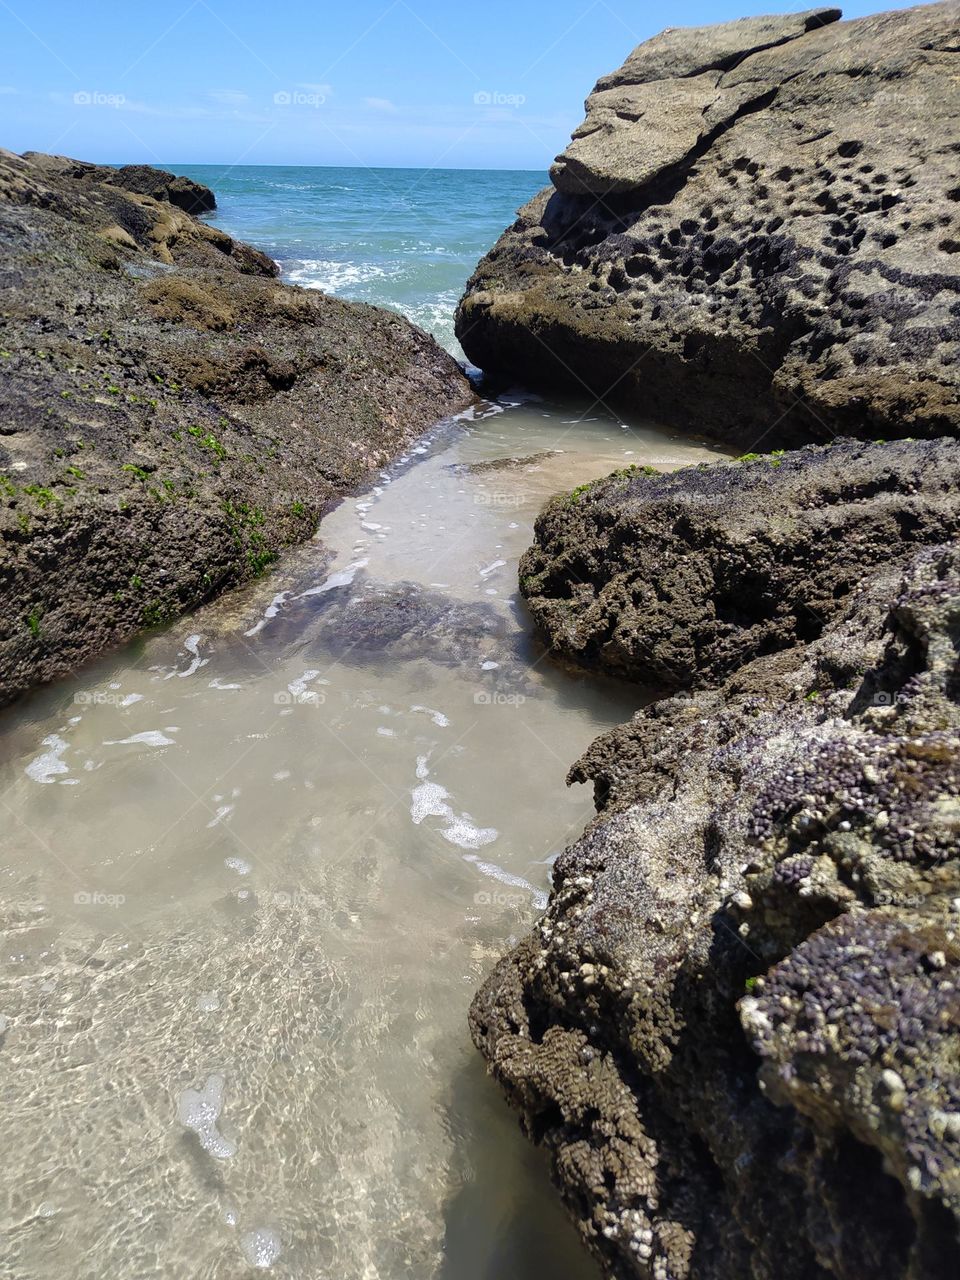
(245, 592), (290, 638)
(410, 781), (451, 825)
(161, 633), (206, 680)
(463, 855), (548, 909)
(285, 258), (394, 293)
(410, 705), (449, 728)
(104, 731), (176, 748)
(297, 559), (368, 599)
(25, 735), (70, 784)
(409, 761), (498, 849)
(177, 1074), (236, 1159)
(177, 634), (207, 678)
(440, 817), (499, 850)
(289, 670), (321, 696)
(287, 670), (329, 701)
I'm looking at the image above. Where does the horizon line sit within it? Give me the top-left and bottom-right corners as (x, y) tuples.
(155, 160), (551, 175)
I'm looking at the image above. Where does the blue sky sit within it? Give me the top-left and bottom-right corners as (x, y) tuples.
(2, 0), (889, 169)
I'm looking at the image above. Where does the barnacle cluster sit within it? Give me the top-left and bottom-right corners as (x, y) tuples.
(749, 730), (960, 866)
(744, 912), (960, 1209)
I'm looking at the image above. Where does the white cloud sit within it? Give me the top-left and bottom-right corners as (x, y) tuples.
(0, 86), (17, 96)
(207, 89), (250, 107)
(364, 96), (398, 113)
(298, 82), (333, 98)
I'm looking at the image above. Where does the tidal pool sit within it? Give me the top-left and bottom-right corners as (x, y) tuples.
(0, 393), (723, 1277)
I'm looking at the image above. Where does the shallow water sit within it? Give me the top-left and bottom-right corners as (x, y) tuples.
(0, 395), (724, 1278)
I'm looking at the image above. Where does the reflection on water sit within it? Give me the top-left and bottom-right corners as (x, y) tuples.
(0, 393), (724, 1277)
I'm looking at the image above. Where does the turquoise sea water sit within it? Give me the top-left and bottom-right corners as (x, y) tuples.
(176, 164), (547, 356)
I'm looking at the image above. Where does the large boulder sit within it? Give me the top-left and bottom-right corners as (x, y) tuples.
(471, 441), (960, 1280)
(0, 150), (472, 705)
(456, 3), (960, 449)
(108, 163), (217, 213)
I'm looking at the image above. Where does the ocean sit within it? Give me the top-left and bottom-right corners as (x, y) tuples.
(176, 164), (548, 357)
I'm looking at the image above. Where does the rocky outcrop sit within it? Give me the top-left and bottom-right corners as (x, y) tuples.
(0, 149), (472, 705)
(456, 3), (960, 449)
(20, 152), (217, 213)
(518, 438), (960, 690)
(471, 441), (960, 1279)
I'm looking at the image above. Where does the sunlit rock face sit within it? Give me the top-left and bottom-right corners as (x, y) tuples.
(0, 148), (472, 705)
(456, 4), (960, 449)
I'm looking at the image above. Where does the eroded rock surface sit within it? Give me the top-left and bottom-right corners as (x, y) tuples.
(456, 3), (960, 447)
(519, 438), (960, 690)
(0, 150), (472, 705)
(471, 442), (960, 1279)
(20, 152), (218, 214)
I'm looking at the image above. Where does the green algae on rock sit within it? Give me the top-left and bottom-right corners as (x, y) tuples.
(0, 150), (473, 706)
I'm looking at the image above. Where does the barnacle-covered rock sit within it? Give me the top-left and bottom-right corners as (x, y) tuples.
(472, 518), (960, 1276)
